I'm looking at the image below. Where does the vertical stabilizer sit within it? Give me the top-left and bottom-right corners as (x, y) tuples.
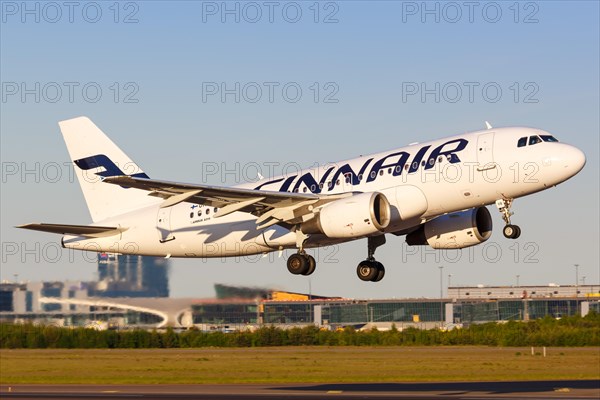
(59, 116), (160, 222)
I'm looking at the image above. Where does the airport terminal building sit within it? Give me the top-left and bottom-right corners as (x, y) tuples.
(190, 289), (599, 330)
(2, 282), (599, 330)
(1, 255), (599, 330)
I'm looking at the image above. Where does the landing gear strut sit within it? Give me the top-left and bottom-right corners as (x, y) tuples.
(356, 235), (386, 282)
(496, 198), (521, 239)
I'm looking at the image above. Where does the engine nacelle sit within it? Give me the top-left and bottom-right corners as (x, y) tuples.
(303, 192), (391, 238)
(406, 207), (493, 249)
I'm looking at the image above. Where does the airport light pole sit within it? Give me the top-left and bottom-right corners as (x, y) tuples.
(438, 266), (444, 326)
(308, 278), (312, 324)
(574, 264), (579, 298)
(515, 275), (520, 287)
(439, 266), (444, 298)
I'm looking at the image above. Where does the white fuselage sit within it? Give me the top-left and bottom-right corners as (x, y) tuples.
(61, 127), (585, 258)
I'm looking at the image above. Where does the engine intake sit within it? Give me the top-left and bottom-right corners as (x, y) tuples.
(406, 206), (493, 249)
(303, 192), (391, 238)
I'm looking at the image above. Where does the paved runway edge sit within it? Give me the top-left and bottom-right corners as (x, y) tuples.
(1, 380), (599, 399)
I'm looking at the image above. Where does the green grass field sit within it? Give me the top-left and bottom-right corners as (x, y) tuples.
(1, 347), (599, 384)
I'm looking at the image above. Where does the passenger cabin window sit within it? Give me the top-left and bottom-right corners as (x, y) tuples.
(529, 135), (542, 145)
(540, 135), (559, 142)
(517, 137), (527, 147)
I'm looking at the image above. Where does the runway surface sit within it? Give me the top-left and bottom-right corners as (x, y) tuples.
(1, 380), (599, 399)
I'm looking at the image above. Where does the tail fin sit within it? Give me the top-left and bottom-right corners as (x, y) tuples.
(59, 116), (160, 222)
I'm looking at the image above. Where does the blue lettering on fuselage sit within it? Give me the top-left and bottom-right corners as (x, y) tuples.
(292, 166), (335, 193)
(253, 138), (469, 193)
(424, 139), (467, 169)
(326, 159), (373, 190)
(367, 151), (409, 182)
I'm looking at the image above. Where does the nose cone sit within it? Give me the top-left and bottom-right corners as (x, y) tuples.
(563, 145), (586, 176)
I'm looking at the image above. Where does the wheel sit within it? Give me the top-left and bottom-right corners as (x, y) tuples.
(302, 254), (316, 276)
(287, 253), (309, 275)
(503, 224), (520, 239)
(512, 225), (521, 239)
(372, 262), (385, 282)
(357, 260), (378, 282)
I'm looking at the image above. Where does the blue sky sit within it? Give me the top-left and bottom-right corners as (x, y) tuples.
(1, 1), (598, 299)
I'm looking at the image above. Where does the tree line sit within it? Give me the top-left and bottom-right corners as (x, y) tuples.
(1, 313), (598, 349)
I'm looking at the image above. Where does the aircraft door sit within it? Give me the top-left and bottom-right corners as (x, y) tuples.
(157, 207), (175, 242)
(476, 132), (495, 171)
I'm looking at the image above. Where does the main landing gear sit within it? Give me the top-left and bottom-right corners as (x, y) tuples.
(496, 198), (521, 239)
(287, 252), (316, 276)
(356, 235), (386, 282)
(286, 231), (388, 282)
(287, 229), (316, 276)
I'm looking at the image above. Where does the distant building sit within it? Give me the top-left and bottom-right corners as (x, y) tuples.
(448, 284), (600, 300)
(214, 284), (271, 300)
(214, 283), (336, 301)
(89, 254), (169, 298)
(0, 255), (170, 328)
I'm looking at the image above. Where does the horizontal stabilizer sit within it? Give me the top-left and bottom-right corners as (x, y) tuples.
(17, 223), (126, 238)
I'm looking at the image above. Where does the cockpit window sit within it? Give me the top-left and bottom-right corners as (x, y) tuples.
(529, 135), (542, 145)
(517, 137), (527, 147)
(540, 135), (559, 142)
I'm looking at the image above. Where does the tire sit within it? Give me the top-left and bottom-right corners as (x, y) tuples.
(512, 225), (521, 239)
(357, 261), (378, 282)
(302, 255), (316, 276)
(287, 253), (309, 275)
(372, 262), (385, 282)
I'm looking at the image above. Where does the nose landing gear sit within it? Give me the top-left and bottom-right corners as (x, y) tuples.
(496, 198), (521, 239)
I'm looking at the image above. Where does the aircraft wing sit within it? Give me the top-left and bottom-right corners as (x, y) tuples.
(103, 175), (351, 229)
(17, 223), (126, 238)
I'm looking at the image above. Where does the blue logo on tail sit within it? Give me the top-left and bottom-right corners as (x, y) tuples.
(74, 154), (149, 179)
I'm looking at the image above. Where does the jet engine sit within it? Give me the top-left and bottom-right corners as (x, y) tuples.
(303, 192), (391, 238)
(406, 206), (493, 249)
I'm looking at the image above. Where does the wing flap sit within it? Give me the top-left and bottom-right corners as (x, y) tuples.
(159, 189), (202, 208)
(17, 223), (126, 238)
(214, 197), (265, 218)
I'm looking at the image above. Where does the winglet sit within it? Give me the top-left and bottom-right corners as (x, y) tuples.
(485, 121), (493, 130)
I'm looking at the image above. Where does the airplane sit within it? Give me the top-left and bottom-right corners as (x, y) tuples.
(18, 117), (586, 282)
